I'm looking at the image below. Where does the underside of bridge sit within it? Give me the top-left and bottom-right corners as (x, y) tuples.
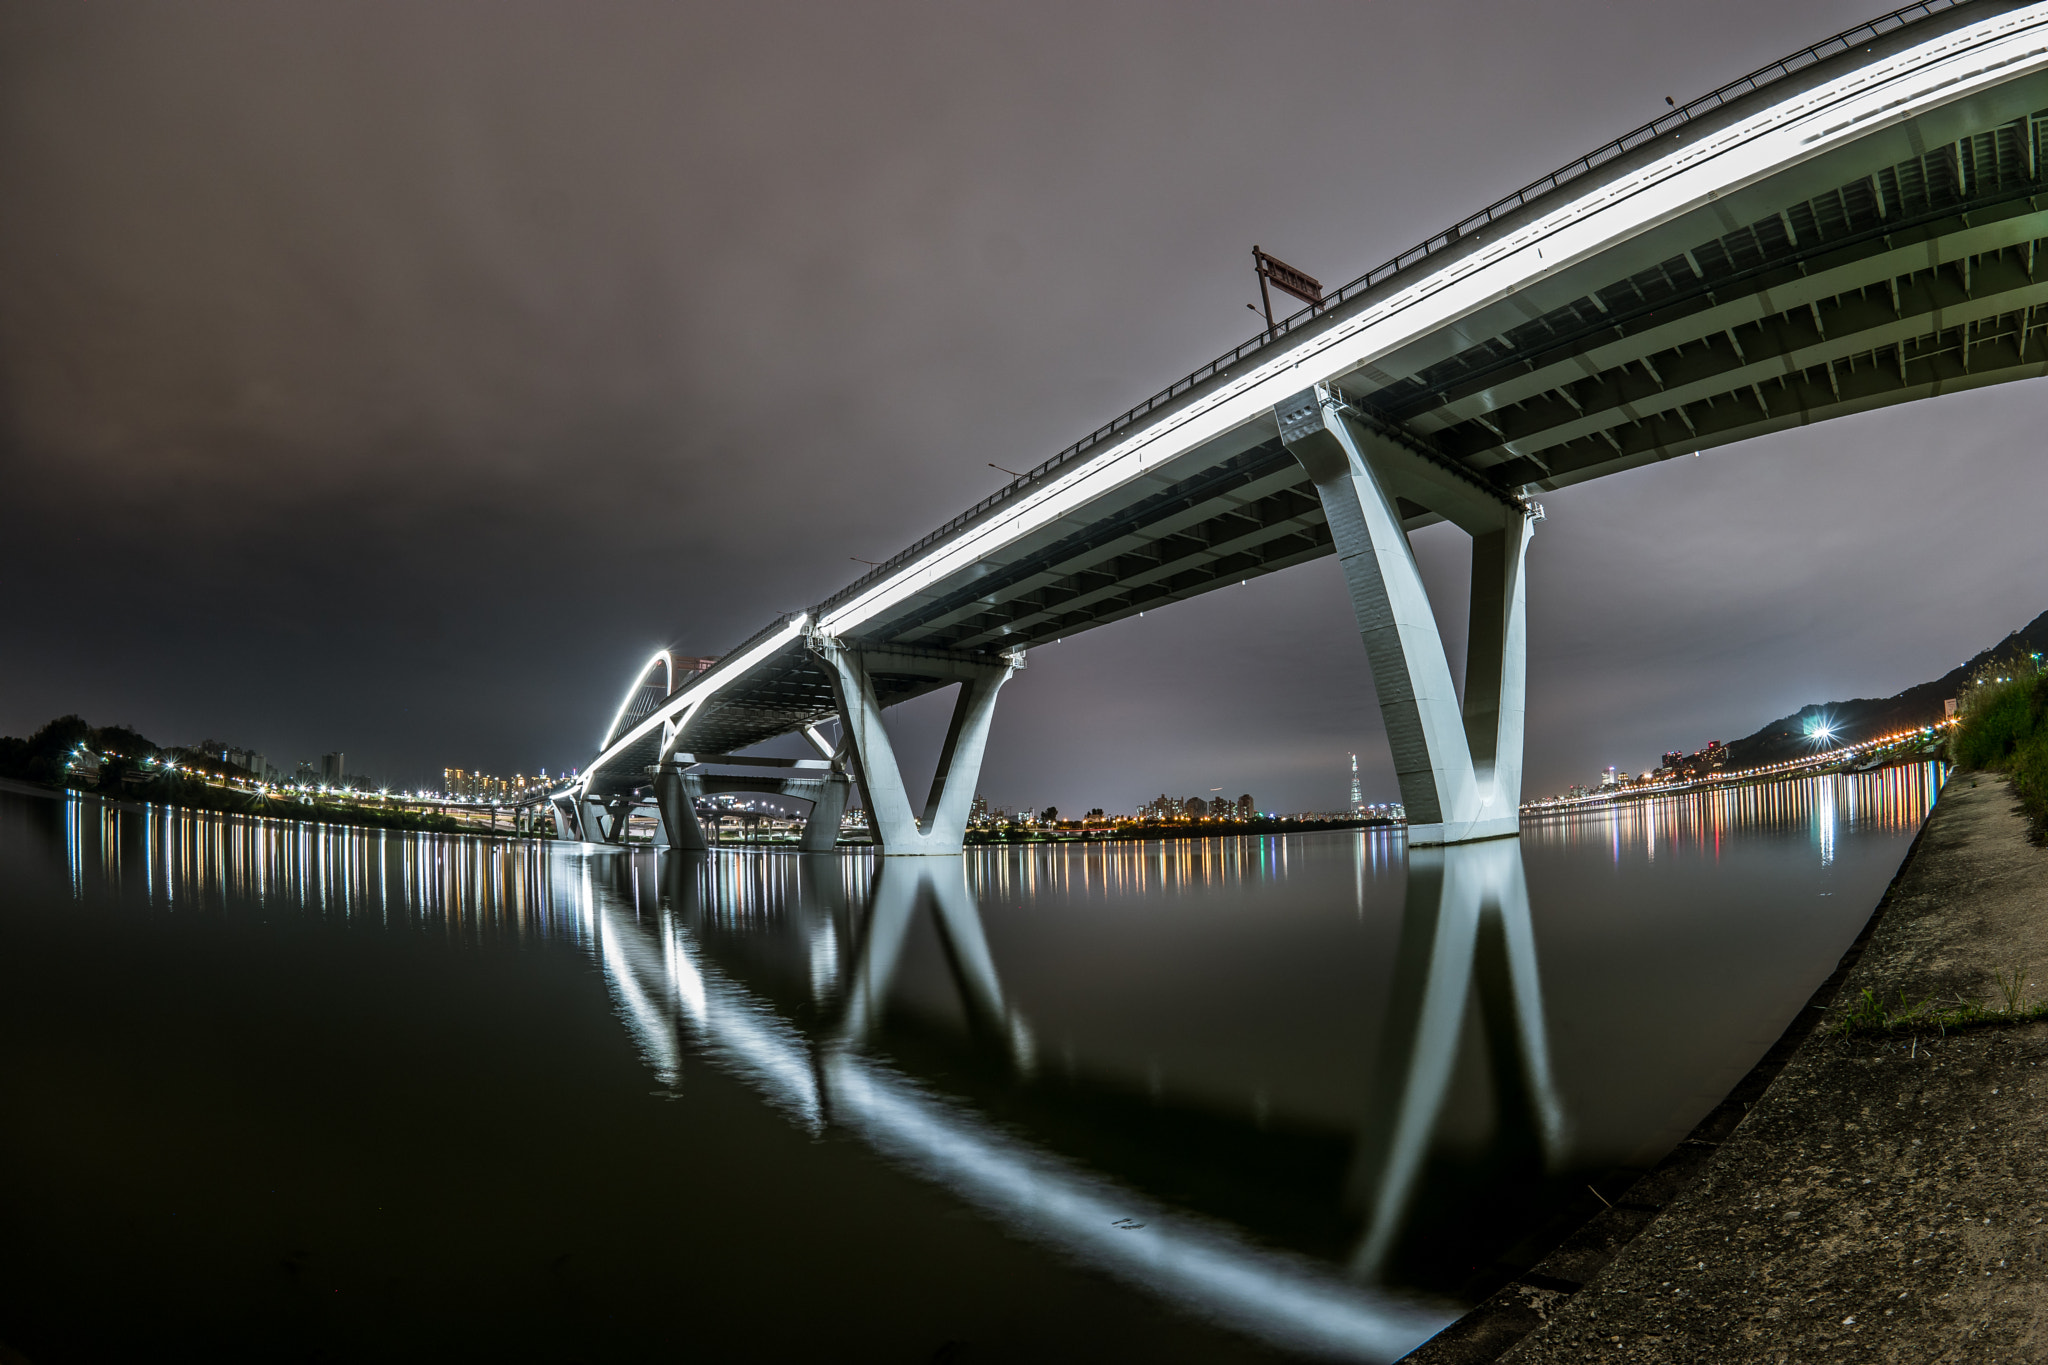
(579, 0), (2048, 845)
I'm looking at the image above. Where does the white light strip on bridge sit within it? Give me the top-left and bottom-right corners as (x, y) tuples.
(817, 4), (2048, 638)
(599, 649), (672, 751)
(582, 615), (809, 790)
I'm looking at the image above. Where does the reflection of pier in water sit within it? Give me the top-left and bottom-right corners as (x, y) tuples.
(595, 851), (1455, 1362)
(586, 838), (1580, 1353)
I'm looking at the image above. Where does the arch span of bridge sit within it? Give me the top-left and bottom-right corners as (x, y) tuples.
(566, 0), (2048, 852)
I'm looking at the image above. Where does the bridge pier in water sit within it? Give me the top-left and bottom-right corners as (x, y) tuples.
(576, 794), (617, 843)
(812, 638), (1017, 856)
(1277, 385), (1536, 847)
(650, 761), (853, 852)
(653, 767), (706, 851)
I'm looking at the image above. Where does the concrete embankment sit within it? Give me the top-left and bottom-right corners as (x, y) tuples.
(1418, 770), (2048, 1363)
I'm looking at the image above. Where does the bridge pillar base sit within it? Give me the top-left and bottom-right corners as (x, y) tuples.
(654, 768), (709, 852)
(548, 794), (579, 841)
(1404, 815), (1521, 848)
(1277, 386), (1536, 843)
(812, 637), (1017, 857)
(798, 773), (852, 853)
(580, 796), (620, 844)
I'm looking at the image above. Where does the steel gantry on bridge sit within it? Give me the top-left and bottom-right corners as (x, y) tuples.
(560, 0), (2048, 853)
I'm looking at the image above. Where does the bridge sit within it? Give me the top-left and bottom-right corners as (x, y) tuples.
(558, 0), (2048, 852)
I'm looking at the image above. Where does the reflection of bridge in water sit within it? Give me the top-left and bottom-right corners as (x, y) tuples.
(586, 847), (1562, 1360)
(30, 768), (1948, 1358)
(583, 840), (1575, 1361)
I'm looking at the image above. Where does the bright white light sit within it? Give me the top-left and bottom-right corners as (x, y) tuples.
(599, 649), (674, 751)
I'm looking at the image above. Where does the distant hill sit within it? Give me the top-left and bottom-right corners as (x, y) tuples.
(1721, 609), (2048, 770)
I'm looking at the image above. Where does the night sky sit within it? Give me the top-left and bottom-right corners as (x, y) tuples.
(3, 1), (2044, 812)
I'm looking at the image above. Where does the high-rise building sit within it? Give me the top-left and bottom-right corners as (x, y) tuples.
(1348, 753), (1362, 815)
(1140, 794), (1184, 821)
(321, 753), (345, 787)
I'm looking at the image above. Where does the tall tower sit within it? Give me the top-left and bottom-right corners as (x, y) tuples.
(1348, 752), (1362, 816)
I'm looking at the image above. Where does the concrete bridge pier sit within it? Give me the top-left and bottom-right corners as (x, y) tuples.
(605, 795), (638, 843)
(570, 793), (610, 844)
(653, 766), (709, 851)
(1276, 385), (1536, 846)
(548, 793), (581, 841)
(648, 758), (853, 852)
(811, 637), (1016, 857)
(797, 772), (852, 852)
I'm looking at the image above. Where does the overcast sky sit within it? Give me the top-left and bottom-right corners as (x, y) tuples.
(2, 0), (2043, 811)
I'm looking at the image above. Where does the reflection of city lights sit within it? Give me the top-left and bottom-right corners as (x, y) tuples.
(1524, 719), (1952, 814)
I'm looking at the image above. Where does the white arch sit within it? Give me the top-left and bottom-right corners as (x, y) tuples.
(598, 649), (674, 752)
(582, 615), (809, 793)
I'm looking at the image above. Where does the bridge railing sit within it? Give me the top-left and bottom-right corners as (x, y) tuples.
(811, 0), (1963, 621)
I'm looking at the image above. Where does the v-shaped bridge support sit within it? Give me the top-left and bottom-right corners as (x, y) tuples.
(1277, 386), (1537, 846)
(811, 637), (1018, 856)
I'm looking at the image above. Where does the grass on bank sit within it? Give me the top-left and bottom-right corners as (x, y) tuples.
(1949, 659), (2048, 833)
(1836, 963), (2048, 1037)
(1833, 664), (2047, 1040)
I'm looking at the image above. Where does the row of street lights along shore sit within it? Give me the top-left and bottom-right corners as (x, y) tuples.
(58, 748), (578, 811)
(1520, 720), (1956, 815)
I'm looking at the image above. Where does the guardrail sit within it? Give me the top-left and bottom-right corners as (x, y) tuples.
(812, 0), (1963, 620)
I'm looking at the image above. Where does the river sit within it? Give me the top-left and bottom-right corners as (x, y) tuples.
(0, 762), (1943, 1362)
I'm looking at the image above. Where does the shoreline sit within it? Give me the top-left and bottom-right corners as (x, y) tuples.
(0, 779), (1395, 853)
(1522, 745), (1944, 820)
(1414, 769), (2048, 1362)
(0, 776), (521, 844)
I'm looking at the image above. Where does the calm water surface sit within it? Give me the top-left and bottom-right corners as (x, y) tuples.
(0, 765), (1943, 1362)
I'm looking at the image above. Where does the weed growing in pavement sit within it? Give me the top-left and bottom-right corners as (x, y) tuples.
(1835, 971), (2048, 1038)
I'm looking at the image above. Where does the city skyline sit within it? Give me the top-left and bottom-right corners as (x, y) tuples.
(3, 0), (2045, 815)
